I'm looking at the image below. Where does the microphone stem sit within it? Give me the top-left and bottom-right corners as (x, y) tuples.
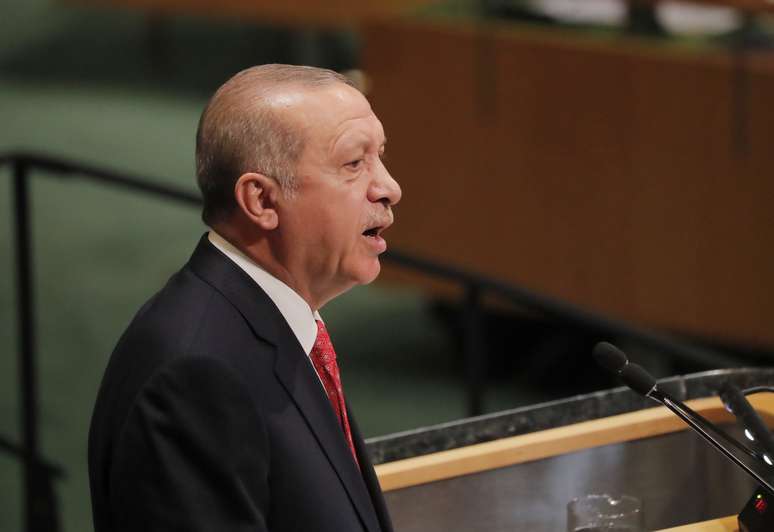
(651, 391), (774, 496)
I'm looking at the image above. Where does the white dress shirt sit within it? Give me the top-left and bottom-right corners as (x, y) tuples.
(208, 231), (321, 357)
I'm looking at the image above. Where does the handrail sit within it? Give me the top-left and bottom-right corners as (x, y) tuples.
(1, 152), (201, 206)
(0, 150), (739, 532)
(385, 248), (737, 368)
(1, 150), (741, 366)
(0, 151), (738, 369)
(0, 435), (64, 478)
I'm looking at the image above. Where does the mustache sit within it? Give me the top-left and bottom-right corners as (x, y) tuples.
(364, 208), (394, 230)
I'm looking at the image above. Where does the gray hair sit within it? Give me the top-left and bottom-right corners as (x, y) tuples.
(195, 64), (355, 226)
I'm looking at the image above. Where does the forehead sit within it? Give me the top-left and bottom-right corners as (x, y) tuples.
(279, 83), (385, 150)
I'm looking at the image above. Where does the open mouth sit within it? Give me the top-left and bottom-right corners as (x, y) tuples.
(361, 223), (389, 253)
(362, 227), (382, 238)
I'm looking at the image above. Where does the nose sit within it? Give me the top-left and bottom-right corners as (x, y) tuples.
(368, 158), (401, 207)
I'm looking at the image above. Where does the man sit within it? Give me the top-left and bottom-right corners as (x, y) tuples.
(88, 64), (401, 532)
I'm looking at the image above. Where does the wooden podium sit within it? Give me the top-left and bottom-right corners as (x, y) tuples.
(370, 369), (774, 531)
(660, 515), (737, 531)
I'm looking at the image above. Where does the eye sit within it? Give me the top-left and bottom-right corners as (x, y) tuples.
(345, 158), (364, 171)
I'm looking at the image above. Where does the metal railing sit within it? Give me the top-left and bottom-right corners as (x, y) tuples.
(0, 151), (738, 532)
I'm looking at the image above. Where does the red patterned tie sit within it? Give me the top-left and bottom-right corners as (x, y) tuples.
(310, 320), (359, 467)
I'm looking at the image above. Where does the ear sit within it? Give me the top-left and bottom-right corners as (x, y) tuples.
(234, 172), (280, 231)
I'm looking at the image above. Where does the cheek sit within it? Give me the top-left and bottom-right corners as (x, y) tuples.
(308, 186), (368, 256)
(333, 197), (366, 244)
(314, 209), (358, 259)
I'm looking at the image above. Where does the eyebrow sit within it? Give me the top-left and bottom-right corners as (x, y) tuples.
(334, 135), (386, 155)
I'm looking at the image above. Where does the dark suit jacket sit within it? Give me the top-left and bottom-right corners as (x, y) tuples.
(88, 236), (393, 532)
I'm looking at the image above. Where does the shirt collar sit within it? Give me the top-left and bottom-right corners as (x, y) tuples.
(208, 231), (320, 355)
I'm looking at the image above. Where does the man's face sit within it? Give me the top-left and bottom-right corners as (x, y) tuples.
(275, 82), (401, 308)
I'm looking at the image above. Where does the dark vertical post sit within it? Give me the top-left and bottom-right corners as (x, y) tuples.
(463, 284), (485, 417)
(13, 160), (40, 532)
(730, 14), (753, 158)
(146, 13), (170, 78)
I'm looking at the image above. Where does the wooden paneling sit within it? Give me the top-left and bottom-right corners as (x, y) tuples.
(65, 0), (433, 27)
(365, 20), (774, 348)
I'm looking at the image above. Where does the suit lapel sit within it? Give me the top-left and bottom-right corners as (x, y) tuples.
(187, 235), (281, 345)
(349, 407), (394, 532)
(273, 328), (381, 532)
(187, 236), (381, 532)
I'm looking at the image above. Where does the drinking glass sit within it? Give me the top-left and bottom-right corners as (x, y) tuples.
(567, 494), (644, 532)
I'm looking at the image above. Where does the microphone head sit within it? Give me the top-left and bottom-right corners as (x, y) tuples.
(620, 363), (658, 396)
(593, 342), (629, 375)
(593, 342), (658, 397)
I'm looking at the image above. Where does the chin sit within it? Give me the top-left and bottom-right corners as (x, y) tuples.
(352, 257), (382, 286)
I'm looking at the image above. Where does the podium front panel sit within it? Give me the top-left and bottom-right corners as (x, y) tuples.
(383, 426), (754, 531)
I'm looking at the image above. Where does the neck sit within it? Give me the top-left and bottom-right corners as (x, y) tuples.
(211, 222), (333, 311)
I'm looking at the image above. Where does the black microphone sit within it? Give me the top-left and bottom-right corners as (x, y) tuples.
(593, 342), (656, 397)
(720, 383), (774, 460)
(593, 341), (774, 496)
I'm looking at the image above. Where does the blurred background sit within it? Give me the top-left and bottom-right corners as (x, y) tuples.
(1, 0), (773, 530)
